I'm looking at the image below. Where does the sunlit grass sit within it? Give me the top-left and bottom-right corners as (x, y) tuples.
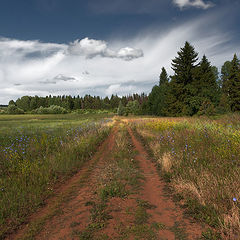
(134, 113), (240, 239)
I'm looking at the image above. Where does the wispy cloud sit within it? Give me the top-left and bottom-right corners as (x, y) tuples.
(173, 0), (214, 9)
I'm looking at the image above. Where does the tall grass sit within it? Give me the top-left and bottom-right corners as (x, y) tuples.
(0, 114), (112, 239)
(134, 113), (240, 239)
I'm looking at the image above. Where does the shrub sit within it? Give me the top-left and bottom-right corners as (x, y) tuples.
(126, 100), (141, 115)
(197, 100), (216, 116)
(32, 105), (67, 114)
(73, 109), (110, 114)
(7, 105), (24, 114)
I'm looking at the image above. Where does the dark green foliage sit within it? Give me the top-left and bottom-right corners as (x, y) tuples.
(32, 105), (68, 114)
(117, 101), (125, 116)
(16, 96), (31, 111)
(146, 68), (169, 116)
(159, 67), (168, 86)
(170, 42), (199, 115)
(147, 42), (240, 116)
(221, 61), (232, 94)
(126, 100), (141, 115)
(228, 54), (240, 111)
(146, 85), (160, 115)
(192, 55), (219, 114)
(9, 93), (148, 114)
(8, 100), (15, 106)
(197, 100), (216, 116)
(171, 41), (198, 85)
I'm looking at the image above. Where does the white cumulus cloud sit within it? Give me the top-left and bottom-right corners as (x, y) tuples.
(67, 37), (143, 60)
(173, 0), (214, 9)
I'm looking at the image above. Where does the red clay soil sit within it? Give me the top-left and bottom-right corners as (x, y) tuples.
(99, 196), (138, 239)
(7, 127), (118, 240)
(128, 127), (204, 240)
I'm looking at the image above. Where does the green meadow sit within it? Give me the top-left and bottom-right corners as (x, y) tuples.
(0, 113), (112, 238)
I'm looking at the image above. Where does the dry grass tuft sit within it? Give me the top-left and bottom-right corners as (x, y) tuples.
(158, 152), (172, 173)
(172, 178), (205, 205)
(221, 205), (240, 240)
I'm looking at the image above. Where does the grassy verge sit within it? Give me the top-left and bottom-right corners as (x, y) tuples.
(0, 114), (112, 239)
(131, 114), (240, 239)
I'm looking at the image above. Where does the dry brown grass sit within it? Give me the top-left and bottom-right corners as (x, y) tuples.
(220, 205), (240, 240)
(158, 152), (173, 173)
(172, 178), (205, 205)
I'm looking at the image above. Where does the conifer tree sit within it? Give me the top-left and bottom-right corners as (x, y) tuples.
(228, 54), (240, 111)
(157, 67), (169, 115)
(117, 101), (124, 116)
(147, 85), (160, 115)
(172, 41), (198, 85)
(170, 41), (199, 115)
(221, 61), (232, 94)
(193, 55), (218, 110)
(159, 67), (168, 86)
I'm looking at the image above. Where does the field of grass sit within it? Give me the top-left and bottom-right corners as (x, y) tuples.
(132, 113), (240, 239)
(0, 113), (112, 238)
(1, 113), (240, 239)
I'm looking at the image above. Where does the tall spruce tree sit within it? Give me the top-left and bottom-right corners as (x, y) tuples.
(228, 54), (240, 111)
(191, 55), (219, 115)
(159, 67), (168, 86)
(221, 61), (232, 94)
(172, 41), (198, 85)
(157, 67), (169, 116)
(170, 41), (199, 115)
(147, 85), (160, 115)
(196, 56), (218, 101)
(146, 67), (169, 116)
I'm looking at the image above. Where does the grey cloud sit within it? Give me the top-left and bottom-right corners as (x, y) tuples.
(105, 80), (154, 96)
(67, 38), (143, 61)
(39, 74), (78, 85)
(24, 49), (60, 59)
(0, 38), (66, 67)
(39, 79), (57, 84)
(54, 74), (77, 81)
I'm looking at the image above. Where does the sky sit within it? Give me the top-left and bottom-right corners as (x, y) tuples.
(0, 0), (239, 104)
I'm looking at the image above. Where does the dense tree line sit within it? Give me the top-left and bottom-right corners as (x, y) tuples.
(146, 41), (240, 116)
(8, 93), (148, 113)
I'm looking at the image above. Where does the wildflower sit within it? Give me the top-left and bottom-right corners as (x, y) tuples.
(233, 198), (237, 202)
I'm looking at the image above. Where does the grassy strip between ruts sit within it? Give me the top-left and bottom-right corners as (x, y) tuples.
(0, 119), (111, 239)
(131, 115), (240, 240)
